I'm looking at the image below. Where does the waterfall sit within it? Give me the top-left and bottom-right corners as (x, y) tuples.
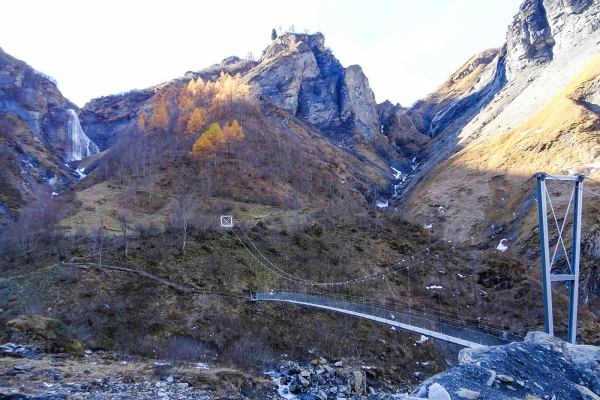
(66, 109), (99, 162)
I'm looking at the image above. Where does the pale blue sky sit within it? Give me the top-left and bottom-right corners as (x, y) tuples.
(1, 0), (523, 107)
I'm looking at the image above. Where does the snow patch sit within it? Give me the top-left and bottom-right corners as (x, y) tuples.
(416, 335), (429, 344)
(424, 223), (433, 229)
(426, 285), (443, 290)
(496, 239), (508, 252)
(377, 199), (389, 208)
(75, 168), (87, 180)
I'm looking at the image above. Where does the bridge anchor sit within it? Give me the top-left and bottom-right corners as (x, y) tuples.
(536, 172), (584, 344)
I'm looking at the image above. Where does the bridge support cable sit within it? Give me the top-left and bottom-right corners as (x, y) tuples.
(535, 173), (584, 344)
(224, 174), (539, 344)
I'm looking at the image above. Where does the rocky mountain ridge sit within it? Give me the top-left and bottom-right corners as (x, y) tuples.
(78, 32), (430, 198)
(399, 0), (600, 241)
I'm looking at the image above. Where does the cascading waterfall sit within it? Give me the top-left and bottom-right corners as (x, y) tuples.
(66, 109), (99, 162)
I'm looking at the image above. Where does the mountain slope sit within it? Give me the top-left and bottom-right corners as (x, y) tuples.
(80, 33), (432, 202)
(402, 0), (600, 205)
(0, 48), (99, 223)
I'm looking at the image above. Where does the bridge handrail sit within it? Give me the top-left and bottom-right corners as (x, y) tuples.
(252, 292), (522, 347)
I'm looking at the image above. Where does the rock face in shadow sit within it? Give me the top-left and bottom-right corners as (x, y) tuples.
(378, 100), (430, 173)
(0, 47), (92, 161)
(0, 48), (92, 220)
(80, 88), (154, 150)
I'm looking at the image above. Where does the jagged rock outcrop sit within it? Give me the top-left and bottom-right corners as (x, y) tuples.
(80, 88), (154, 149)
(504, 0), (556, 81)
(378, 100), (430, 173)
(243, 33), (401, 169)
(406, 0), (600, 146)
(193, 56), (258, 83)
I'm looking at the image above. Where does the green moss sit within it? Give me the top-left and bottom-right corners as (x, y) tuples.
(46, 318), (70, 343)
(64, 339), (84, 356)
(95, 336), (114, 351)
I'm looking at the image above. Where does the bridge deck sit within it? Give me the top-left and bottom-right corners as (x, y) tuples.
(252, 292), (521, 348)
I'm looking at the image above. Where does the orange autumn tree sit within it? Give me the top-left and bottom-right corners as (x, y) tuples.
(223, 119), (244, 156)
(148, 94), (170, 132)
(190, 135), (214, 159)
(185, 108), (207, 137)
(202, 122), (225, 148)
(137, 111), (147, 131)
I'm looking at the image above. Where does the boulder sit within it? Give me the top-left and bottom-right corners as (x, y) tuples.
(455, 388), (481, 399)
(427, 383), (451, 400)
(458, 346), (490, 364)
(336, 368), (365, 394)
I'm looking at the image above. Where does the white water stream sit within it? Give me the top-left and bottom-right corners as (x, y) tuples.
(66, 109), (99, 162)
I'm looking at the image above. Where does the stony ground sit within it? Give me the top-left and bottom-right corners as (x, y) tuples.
(0, 344), (281, 400)
(0, 343), (415, 400)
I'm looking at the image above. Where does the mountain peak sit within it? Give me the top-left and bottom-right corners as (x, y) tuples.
(259, 32), (326, 62)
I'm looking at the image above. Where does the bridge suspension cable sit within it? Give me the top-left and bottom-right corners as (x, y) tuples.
(228, 173), (596, 345)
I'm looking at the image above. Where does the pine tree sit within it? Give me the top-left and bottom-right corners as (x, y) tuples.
(271, 28), (277, 41)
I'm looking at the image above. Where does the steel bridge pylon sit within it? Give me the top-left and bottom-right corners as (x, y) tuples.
(535, 172), (584, 344)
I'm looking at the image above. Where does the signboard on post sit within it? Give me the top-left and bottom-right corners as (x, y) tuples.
(220, 215), (234, 228)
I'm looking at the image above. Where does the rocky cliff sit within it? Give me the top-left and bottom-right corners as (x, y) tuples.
(0, 48), (98, 221)
(243, 33), (406, 175)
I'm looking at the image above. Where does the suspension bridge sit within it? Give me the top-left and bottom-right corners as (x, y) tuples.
(224, 173), (598, 348)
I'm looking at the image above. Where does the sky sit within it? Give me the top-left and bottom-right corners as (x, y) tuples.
(1, 0), (523, 108)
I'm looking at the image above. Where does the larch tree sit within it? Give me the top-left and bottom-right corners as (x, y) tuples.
(178, 94), (195, 115)
(185, 108), (207, 137)
(148, 102), (169, 132)
(137, 111), (147, 131)
(223, 119), (244, 155)
(190, 135), (215, 159)
(203, 122), (225, 148)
